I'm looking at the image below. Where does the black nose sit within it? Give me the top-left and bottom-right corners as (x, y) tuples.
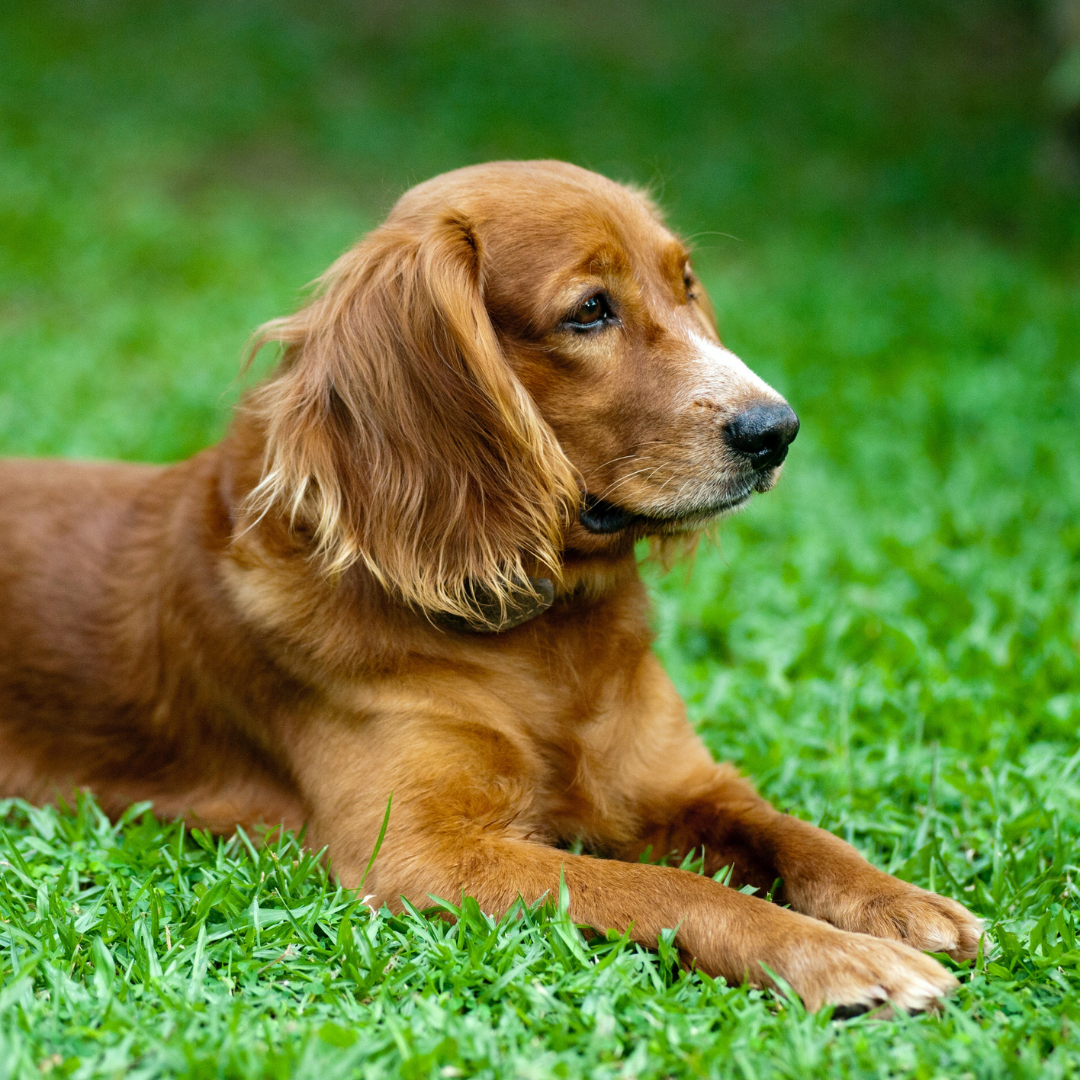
(724, 402), (800, 470)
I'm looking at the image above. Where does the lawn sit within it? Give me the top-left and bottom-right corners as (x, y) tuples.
(1, 2), (1079, 1077)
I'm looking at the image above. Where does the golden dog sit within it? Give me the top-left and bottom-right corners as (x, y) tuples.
(0, 161), (980, 1011)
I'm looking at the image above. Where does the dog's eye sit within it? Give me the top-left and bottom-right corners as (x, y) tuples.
(567, 293), (613, 329)
(684, 271), (698, 302)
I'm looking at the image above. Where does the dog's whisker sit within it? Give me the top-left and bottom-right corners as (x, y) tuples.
(593, 441), (673, 474)
(598, 463), (671, 501)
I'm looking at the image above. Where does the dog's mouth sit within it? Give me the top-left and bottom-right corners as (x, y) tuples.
(579, 488), (755, 535)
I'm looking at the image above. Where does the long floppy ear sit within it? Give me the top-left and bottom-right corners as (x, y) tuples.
(244, 211), (579, 625)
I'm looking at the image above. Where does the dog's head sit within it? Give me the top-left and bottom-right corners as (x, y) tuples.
(247, 161), (797, 626)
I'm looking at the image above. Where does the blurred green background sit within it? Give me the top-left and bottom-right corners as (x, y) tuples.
(1, 2), (1080, 1074)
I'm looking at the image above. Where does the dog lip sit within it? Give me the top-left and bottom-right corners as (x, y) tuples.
(579, 488), (754, 534)
(579, 495), (638, 534)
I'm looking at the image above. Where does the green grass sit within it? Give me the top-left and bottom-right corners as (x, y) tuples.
(1, 1), (1079, 1076)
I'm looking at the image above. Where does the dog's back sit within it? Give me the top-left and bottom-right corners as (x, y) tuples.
(0, 459), (166, 794)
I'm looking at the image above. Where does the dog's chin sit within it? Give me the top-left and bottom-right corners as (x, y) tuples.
(580, 487), (756, 537)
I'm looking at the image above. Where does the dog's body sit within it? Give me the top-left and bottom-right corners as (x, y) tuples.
(0, 161), (980, 1011)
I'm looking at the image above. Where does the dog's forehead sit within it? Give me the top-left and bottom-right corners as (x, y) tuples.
(481, 183), (677, 270)
(391, 163), (691, 324)
(475, 188), (686, 309)
(396, 162), (680, 268)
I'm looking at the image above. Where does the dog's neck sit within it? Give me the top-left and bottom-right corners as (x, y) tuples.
(216, 426), (649, 636)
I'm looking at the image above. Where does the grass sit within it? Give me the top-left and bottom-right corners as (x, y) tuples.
(1, 1), (1079, 1076)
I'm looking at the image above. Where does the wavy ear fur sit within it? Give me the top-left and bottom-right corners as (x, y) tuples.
(245, 212), (579, 624)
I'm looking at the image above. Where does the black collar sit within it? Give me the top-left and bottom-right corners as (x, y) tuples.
(435, 577), (554, 634)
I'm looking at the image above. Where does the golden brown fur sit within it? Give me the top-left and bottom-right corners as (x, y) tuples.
(0, 161), (980, 1012)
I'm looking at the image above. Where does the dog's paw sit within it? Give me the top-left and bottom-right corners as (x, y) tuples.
(844, 880), (983, 962)
(778, 927), (959, 1014)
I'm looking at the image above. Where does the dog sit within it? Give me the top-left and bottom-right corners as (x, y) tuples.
(0, 160), (981, 1011)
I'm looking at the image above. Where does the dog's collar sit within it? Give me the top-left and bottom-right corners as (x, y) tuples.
(435, 577), (554, 634)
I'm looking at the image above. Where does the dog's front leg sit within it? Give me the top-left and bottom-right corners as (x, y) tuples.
(290, 714), (959, 1012)
(627, 765), (983, 963)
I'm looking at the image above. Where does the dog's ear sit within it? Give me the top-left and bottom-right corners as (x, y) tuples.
(245, 211), (579, 625)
